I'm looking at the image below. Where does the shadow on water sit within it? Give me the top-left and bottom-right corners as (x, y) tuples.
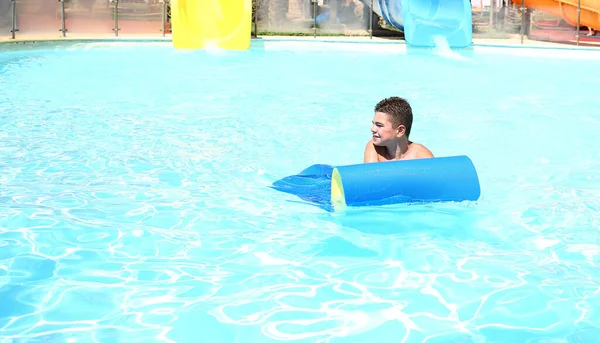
(306, 201), (517, 266)
(328, 202), (492, 240)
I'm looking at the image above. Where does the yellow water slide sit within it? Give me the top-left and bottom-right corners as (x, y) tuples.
(170, 0), (252, 50)
(511, 0), (600, 29)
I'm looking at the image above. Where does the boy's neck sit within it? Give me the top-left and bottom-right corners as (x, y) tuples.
(386, 138), (410, 160)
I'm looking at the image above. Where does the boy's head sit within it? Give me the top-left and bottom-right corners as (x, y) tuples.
(371, 96), (413, 145)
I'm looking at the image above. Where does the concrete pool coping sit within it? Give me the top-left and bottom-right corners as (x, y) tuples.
(1, 34), (600, 53)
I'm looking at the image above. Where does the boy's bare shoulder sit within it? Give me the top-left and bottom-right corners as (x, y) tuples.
(363, 139), (381, 163)
(408, 142), (434, 159)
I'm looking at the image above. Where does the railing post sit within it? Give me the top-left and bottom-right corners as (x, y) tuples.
(161, 0), (166, 37)
(576, 0), (581, 45)
(312, 0), (317, 38)
(253, 15), (257, 38)
(10, 0), (18, 39)
(488, 0), (494, 30)
(112, 0), (120, 37)
(520, 1), (525, 44)
(369, 0), (373, 39)
(252, 0), (257, 37)
(59, 0), (66, 37)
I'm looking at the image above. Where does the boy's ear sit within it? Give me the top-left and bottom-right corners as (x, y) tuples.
(396, 124), (406, 137)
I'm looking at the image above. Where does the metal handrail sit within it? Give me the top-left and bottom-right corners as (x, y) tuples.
(59, 0), (66, 37)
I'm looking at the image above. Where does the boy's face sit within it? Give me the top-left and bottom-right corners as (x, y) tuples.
(370, 112), (405, 146)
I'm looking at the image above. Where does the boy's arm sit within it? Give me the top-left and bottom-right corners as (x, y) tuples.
(363, 140), (378, 163)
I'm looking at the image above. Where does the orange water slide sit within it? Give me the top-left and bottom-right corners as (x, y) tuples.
(511, 0), (600, 29)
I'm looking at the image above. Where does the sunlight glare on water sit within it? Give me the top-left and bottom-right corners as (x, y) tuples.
(1, 41), (600, 343)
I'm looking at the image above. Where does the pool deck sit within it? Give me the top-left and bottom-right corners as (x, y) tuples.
(1, 33), (599, 51)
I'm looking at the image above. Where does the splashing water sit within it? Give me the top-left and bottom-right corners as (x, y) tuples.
(204, 40), (227, 54)
(432, 35), (470, 61)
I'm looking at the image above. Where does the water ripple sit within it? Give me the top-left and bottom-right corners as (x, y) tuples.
(1, 42), (600, 343)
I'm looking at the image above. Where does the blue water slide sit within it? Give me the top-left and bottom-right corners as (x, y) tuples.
(373, 0), (473, 48)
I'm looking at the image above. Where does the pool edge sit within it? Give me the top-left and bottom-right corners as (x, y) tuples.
(1, 35), (599, 53)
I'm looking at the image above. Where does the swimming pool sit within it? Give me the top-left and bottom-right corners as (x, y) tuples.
(1, 39), (600, 342)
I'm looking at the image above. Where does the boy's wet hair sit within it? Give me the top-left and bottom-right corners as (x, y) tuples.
(375, 96), (413, 138)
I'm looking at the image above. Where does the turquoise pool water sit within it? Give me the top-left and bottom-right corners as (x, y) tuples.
(1, 40), (600, 342)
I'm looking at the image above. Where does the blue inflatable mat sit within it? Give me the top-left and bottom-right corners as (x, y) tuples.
(270, 164), (335, 210)
(271, 156), (481, 211)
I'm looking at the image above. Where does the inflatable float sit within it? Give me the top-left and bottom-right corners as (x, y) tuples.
(271, 155), (481, 211)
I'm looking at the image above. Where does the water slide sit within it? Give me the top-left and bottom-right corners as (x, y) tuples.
(169, 0), (472, 50)
(511, 0), (600, 30)
(372, 0), (473, 48)
(170, 0), (252, 50)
